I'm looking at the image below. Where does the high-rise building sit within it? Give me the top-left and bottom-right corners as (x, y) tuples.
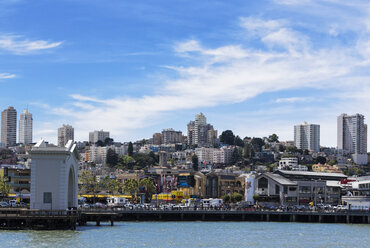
(58, 124), (74, 147)
(337, 113), (367, 164)
(294, 122), (320, 152)
(162, 128), (182, 144)
(89, 130), (110, 144)
(1, 106), (17, 147)
(187, 113), (217, 147)
(152, 133), (162, 145)
(19, 109), (33, 145)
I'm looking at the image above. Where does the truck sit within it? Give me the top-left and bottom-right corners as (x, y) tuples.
(107, 197), (129, 208)
(200, 198), (223, 208)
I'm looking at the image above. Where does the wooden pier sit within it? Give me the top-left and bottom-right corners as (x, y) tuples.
(0, 209), (78, 230)
(1, 209), (370, 230)
(78, 210), (370, 226)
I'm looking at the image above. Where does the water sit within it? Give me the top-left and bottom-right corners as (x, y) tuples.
(0, 222), (369, 248)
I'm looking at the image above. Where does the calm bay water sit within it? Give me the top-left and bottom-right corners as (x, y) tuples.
(0, 222), (369, 248)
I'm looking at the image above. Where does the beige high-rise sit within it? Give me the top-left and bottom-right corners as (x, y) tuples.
(1, 106), (17, 147)
(58, 124), (74, 147)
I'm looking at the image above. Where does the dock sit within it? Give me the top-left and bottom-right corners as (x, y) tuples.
(1, 209), (370, 230)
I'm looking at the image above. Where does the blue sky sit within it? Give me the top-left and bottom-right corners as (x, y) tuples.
(1, 0), (370, 147)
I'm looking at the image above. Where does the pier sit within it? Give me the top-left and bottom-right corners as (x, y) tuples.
(1, 209), (370, 230)
(78, 209), (370, 226)
(0, 209), (78, 230)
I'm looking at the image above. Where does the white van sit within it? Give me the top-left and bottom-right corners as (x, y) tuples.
(107, 197), (128, 208)
(201, 198), (223, 208)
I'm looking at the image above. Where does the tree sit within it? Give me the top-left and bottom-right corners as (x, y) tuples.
(139, 177), (156, 202)
(219, 130), (235, 145)
(80, 171), (100, 203)
(231, 192), (243, 203)
(251, 138), (264, 152)
(316, 156), (326, 165)
(234, 135), (244, 147)
(104, 137), (114, 146)
(192, 154), (199, 171)
(128, 142), (134, 156)
(101, 176), (120, 194)
(133, 153), (155, 169)
(268, 134), (279, 143)
(286, 146), (299, 154)
(222, 194), (231, 203)
(122, 179), (139, 203)
(0, 176), (11, 201)
(95, 140), (104, 147)
(278, 144), (285, 152)
(106, 148), (118, 167)
(231, 148), (242, 164)
(243, 143), (254, 159)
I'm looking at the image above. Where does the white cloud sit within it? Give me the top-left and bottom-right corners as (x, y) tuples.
(275, 97), (314, 103)
(0, 72), (15, 79)
(41, 2), (370, 146)
(0, 35), (62, 54)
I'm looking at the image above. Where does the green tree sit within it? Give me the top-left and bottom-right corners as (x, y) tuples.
(106, 148), (118, 167)
(328, 160), (337, 166)
(243, 143), (254, 159)
(0, 176), (11, 201)
(231, 192), (243, 203)
(234, 135), (244, 147)
(316, 156), (326, 165)
(219, 130), (235, 145)
(95, 140), (104, 147)
(231, 148), (242, 164)
(286, 146), (299, 153)
(222, 194), (231, 203)
(80, 171), (100, 203)
(192, 154), (199, 171)
(122, 179), (139, 203)
(133, 153), (155, 169)
(268, 134), (279, 142)
(101, 176), (120, 194)
(104, 137), (114, 146)
(139, 177), (156, 202)
(251, 138), (264, 152)
(278, 144), (285, 152)
(128, 142), (134, 156)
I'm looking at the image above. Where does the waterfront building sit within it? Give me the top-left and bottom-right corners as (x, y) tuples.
(342, 179), (370, 211)
(89, 130), (110, 144)
(19, 109), (33, 145)
(58, 124), (74, 147)
(254, 170), (346, 205)
(337, 113), (368, 165)
(162, 128), (182, 144)
(1, 106), (17, 147)
(294, 122), (320, 152)
(30, 140), (78, 210)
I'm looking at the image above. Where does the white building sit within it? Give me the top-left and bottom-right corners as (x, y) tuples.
(58, 124), (74, 147)
(278, 157), (308, 171)
(30, 140), (78, 210)
(337, 113), (368, 165)
(19, 109), (33, 145)
(294, 122), (320, 152)
(187, 113), (217, 147)
(195, 146), (234, 164)
(195, 147), (216, 164)
(1, 106), (17, 147)
(89, 145), (126, 165)
(89, 130), (110, 144)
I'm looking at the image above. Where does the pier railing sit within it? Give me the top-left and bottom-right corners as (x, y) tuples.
(0, 208), (79, 217)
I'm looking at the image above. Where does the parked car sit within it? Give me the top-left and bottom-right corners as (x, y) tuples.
(8, 200), (17, 207)
(93, 202), (107, 209)
(0, 201), (9, 208)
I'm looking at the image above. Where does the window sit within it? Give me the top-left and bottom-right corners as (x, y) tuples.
(43, 192), (52, 204)
(275, 185), (280, 195)
(258, 177), (268, 189)
(283, 186), (288, 194)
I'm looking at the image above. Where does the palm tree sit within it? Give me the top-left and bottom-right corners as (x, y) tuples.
(139, 177), (155, 203)
(80, 171), (100, 203)
(0, 176), (11, 201)
(122, 179), (139, 203)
